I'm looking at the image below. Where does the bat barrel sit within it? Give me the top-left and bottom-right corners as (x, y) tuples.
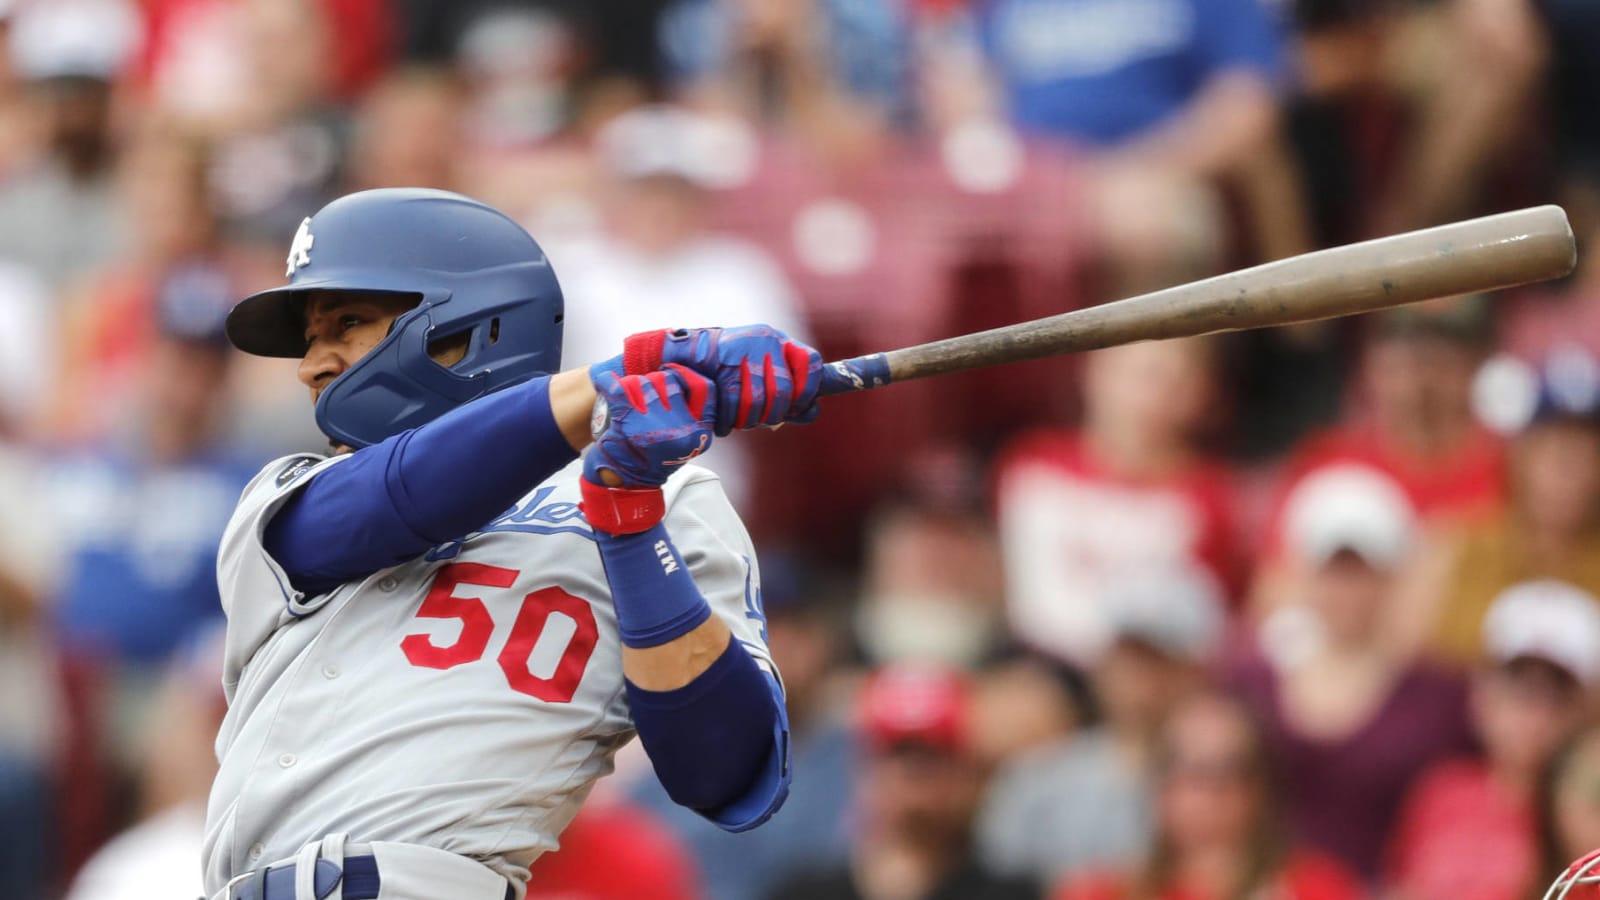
(819, 205), (1575, 396)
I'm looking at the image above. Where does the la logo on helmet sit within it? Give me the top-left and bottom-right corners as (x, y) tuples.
(286, 217), (315, 276)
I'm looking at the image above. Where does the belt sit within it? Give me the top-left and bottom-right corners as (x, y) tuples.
(219, 842), (516, 900)
(228, 855), (379, 900)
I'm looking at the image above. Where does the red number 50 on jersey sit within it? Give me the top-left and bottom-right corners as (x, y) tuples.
(400, 562), (599, 703)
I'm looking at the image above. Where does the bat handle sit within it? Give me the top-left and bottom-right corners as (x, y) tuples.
(817, 353), (894, 397)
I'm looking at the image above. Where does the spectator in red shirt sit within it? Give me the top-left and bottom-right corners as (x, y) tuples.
(1387, 580), (1600, 900)
(996, 338), (1239, 664)
(1055, 691), (1365, 900)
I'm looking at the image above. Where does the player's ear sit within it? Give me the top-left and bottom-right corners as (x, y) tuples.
(428, 329), (472, 368)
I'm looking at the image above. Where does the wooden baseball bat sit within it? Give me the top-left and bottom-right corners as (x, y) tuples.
(816, 205), (1577, 396)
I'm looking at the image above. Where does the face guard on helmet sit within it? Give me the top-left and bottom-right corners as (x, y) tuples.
(225, 188), (565, 449)
(1545, 849), (1600, 900)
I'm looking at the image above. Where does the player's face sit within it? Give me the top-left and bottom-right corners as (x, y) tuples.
(297, 292), (419, 406)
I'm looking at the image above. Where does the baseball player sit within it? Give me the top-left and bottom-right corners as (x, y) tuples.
(202, 188), (825, 900)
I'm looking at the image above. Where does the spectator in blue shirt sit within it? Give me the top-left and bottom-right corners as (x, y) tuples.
(48, 265), (253, 739)
(923, 0), (1304, 295)
(972, 0), (1287, 158)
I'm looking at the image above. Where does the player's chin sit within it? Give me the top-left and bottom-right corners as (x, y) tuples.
(329, 440), (355, 456)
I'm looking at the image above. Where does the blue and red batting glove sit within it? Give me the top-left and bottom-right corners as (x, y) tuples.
(581, 363), (716, 534)
(602, 325), (824, 436)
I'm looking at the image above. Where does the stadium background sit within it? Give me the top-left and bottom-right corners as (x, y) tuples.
(4, 0), (1600, 898)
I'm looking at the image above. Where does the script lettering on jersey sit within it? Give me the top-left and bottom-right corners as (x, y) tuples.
(426, 485), (590, 560)
(654, 540), (679, 575)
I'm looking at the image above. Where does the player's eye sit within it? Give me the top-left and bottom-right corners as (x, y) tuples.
(338, 314), (364, 332)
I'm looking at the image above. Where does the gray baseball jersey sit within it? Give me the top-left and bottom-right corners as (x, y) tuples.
(201, 454), (778, 895)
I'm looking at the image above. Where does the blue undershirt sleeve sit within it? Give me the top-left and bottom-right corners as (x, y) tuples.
(265, 377), (576, 595)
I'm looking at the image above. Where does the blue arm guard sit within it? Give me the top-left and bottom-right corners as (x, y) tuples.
(266, 377), (576, 594)
(627, 639), (790, 829)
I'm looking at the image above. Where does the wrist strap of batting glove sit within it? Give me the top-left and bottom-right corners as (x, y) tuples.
(580, 477), (667, 535)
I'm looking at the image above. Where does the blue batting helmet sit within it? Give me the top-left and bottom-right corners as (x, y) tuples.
(226, 188), (564, 449)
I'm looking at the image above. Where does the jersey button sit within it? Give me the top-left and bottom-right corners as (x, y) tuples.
(248, 844), (264, 861)
(278, 753), (297, 769)
(322, 665), (340, 679)
(378, 576), (398, 591)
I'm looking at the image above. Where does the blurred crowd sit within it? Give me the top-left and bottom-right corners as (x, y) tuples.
(4, 0), (1600, 898)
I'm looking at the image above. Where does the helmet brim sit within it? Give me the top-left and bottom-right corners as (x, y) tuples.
(226, 278), (426, 359)
(226, 284), (309, 358)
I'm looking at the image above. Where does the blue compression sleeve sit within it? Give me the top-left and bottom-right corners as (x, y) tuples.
(267, 378), (576, 594)
(627, 638), (787, 820)
(594, 524), (713, 648)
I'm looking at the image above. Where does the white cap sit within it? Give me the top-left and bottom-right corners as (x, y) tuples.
(1483, 580), (1600, 685)
(1283, 464), (1415, 570)
(595, 105), (757, 191)
(1103, 565), (1226, 663)
(7, 0), (141, 82)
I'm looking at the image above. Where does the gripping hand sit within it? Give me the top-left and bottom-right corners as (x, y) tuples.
(581, 364), (715, 534)
(602, 325), (824, 435)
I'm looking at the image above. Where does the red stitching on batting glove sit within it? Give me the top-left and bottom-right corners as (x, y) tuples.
(759, 355), (778, 424)
(621, 376), (649, 414)
(666, 363), (709, 421)
(736, 358), (755, 429)
(783, 341), (811, 400)
(645, 371), (673, 411)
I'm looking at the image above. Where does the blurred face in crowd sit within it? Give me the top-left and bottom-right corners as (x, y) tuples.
(118, 128), (215, 263)
(241, 0), (331, 124)
(1514, 420), (1600, 538)
(351, 71), (464, 191)
(1363, 334), (1479, 448)
(1474, 658), (1586, 782)
(1552, 730), (1600, 861)
(764, 609), (836, 714)
(1305, 550), (1390, 646)
(144, 337), (231, 456)
(1083, 340), (1213, 456)
(860, 740), (985, 850)
(1095, 638), (1201, 737)
(607, 175), (709, 257)
(30, 75), (113, 177)
(1158, 695), (1268, 854)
